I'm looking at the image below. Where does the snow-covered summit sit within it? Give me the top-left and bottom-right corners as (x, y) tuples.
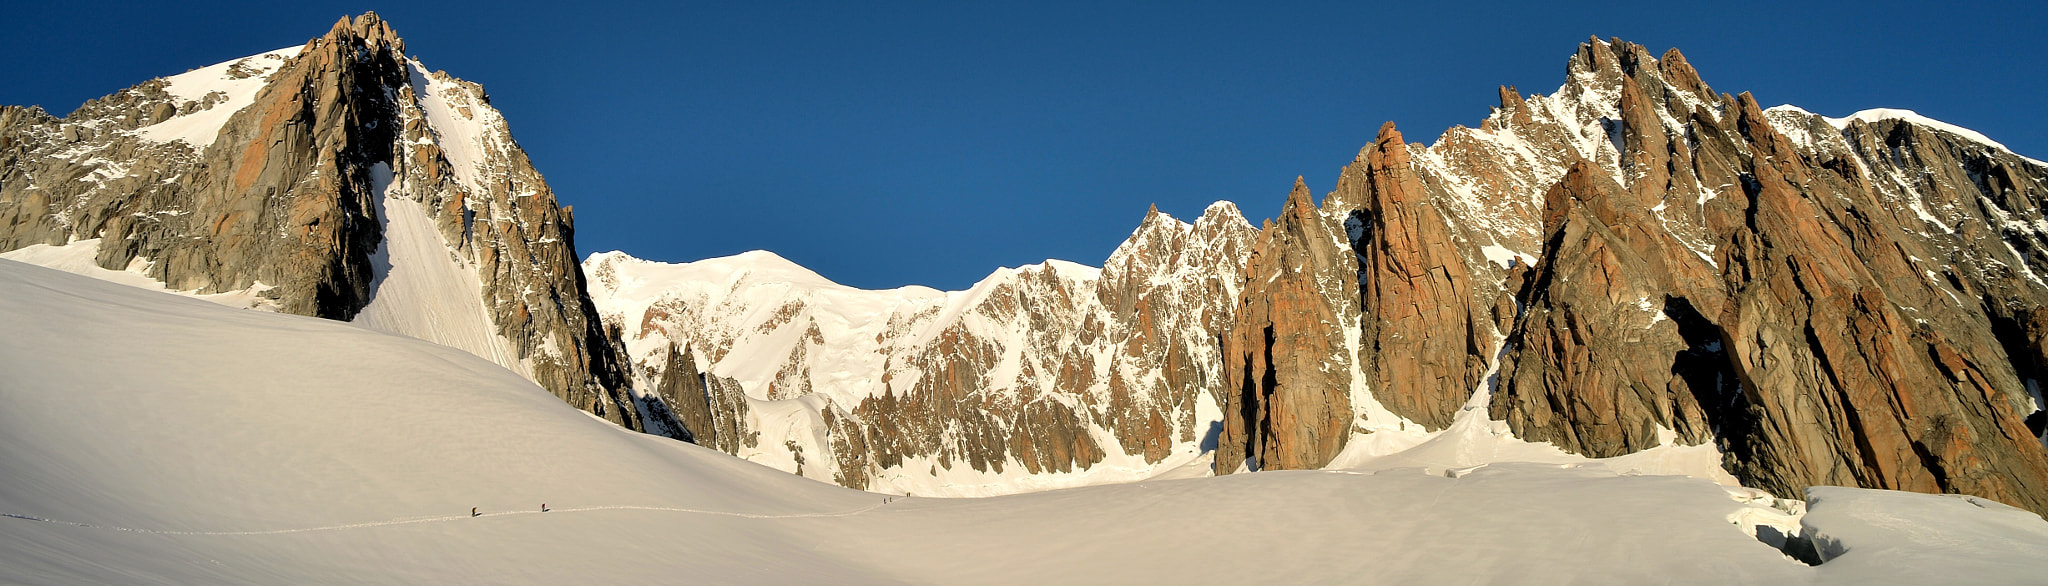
(588, 248), (936, 296)
(1827, 107), (2044, 165)
(586, 200), (1258, 496)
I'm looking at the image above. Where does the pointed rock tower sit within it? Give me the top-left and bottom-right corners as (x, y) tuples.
(1217, 177), (1359, 473)
(0, 13), (649, 431)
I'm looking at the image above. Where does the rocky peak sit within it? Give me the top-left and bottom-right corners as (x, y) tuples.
(1198, 34), (2048, 517)
(1656, 47), (1714, 103)
(1339, 121), (1491, 431)
(1565, 36), (1623, 80)
(1217, 176), (1360, 473)
(1284, 175), (1315, 215)
(114, 11), (414, 318)
(1195, 200), (1247, 226)
(0, 13), (646, 433)
(320, 12), (405, 55)
(1492, 159), (1723, 456)
(1462, 37), (2048, 515)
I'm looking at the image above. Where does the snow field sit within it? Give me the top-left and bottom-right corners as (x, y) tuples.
(353, 163), (527, 377)
(6, 253), (2048, 583)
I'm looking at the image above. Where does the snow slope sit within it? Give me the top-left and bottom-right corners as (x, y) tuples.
(7, 258), (2047, 583)
(1826, 108), (2046, 166)
(0, 257), (876, 583)
(0, 163), (532, 382)
(0, 239), (279, 311)
(353, 163), (524, 372)
(134, 47), (301, 148)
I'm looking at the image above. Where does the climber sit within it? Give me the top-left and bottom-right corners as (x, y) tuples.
(471, 507), (479, 518)
(542, 503), (549, 512)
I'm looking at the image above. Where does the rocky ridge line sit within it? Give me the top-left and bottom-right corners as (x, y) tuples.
(1219, 37), (2048, 515)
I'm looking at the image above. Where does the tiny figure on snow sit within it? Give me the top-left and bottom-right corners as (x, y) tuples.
(542, 503), (549, 512)
(471, 507), (479, 517)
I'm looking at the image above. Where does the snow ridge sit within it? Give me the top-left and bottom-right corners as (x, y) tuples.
(1827, 108), (2044, 166)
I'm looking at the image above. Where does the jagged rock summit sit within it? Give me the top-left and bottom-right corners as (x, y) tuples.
(0, 13), (644, 430)
(1214, 36), (2048, 515)
(1216, 177), (1357, 474)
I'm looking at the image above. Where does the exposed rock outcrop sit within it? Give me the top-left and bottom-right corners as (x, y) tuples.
(1490, 161), (1721, 456)
(0, 13), (644, 430)
(1215, 178), (1357, 473)
(651, 341), (756, 454)
(593, 37), (2048, 510)
(1434, 38), (2048, 515)
(1332, 123), (1493, 430)
(1706, 94), (2048, 514)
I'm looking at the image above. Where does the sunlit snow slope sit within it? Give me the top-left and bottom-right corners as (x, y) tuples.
(5, 258), (2046, 584)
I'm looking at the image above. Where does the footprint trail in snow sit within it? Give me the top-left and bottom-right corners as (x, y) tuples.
(0, 500), (893, 536)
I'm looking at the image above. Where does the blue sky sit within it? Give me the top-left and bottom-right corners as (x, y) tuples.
(5, 2), (2043, 290)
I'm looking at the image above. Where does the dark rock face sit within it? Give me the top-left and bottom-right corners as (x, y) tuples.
(0, 13), (644, 431)
(1, 16), (408, 319)
(1216, 178), (1357, 473)
(651, 341), (755, 455)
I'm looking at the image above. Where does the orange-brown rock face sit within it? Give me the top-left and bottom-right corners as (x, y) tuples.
(1217, 178), (1357, 473)
(102, 14), (413, 318)
(1463, 38), (2048, 515)
(1490, 162), (1722, 456)
(600, 37), (2048, 508)
(1705, 95), (2048, 514)
(595, 36), (2048, 507)
(0, 13), (646, 431)
(1330, 123), (1491, 430)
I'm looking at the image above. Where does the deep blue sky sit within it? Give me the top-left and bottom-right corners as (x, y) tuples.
(5, 2), (2043, 290)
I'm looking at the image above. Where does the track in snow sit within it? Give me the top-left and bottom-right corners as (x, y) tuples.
(0, 500), (893, 536)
